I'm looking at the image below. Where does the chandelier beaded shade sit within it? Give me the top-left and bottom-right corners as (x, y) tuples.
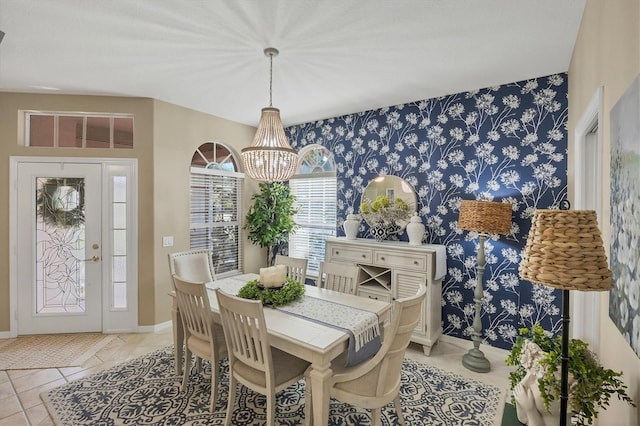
(459, 200), (512, 235)
(519, 209), (613, 291)
(241, 47), (298, 182)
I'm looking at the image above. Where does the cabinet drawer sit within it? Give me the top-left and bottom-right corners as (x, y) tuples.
(374, 250), (426, 272)
(358, 286), (392, 303)
(328, 245), (373, 263)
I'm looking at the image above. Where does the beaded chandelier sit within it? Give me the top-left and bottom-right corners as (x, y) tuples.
(241, 48), (298, 182)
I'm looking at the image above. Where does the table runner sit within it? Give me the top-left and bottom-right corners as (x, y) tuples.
(278, 296), (381, 366)
(207, 275), (382, 366)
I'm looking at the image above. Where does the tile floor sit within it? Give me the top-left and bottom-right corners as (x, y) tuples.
(0, 327), (512, 425)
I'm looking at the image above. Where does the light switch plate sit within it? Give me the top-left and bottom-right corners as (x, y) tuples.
(162, 236), (174, 247)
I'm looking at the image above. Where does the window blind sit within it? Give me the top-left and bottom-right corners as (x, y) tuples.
(190, 171), (242, 275)
(289, 176), (337, 277)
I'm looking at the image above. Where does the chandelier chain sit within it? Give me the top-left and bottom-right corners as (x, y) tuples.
(269, 51), (273, 107)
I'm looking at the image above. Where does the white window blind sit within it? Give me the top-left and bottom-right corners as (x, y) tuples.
(289, 176), (336, 278)
(190, 170), (242, 276)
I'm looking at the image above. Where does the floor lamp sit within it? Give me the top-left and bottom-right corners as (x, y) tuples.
(458, 200), (512, 373)
(519, 209), (613, 426)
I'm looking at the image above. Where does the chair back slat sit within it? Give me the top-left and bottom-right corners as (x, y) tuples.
(317, 261), (360, 294)
(216, 289), (273, 377)
(172, 275), (215, 344)
(275, 255), (308, 284)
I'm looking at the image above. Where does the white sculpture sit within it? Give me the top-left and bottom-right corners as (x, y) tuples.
(512, 340), (562, 426)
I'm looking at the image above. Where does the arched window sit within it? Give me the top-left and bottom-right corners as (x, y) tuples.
(289, 144), (337, 278)
(190, 142), (243, 276)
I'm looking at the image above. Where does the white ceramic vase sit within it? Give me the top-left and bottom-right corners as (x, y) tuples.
(343, 214), (361, 240)
(406, 213), (425, 245)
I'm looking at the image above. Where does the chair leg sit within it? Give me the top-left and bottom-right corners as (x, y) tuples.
(394, 395), (406, 426)
(182, 348), (192, 390)
(372, 407), (382, 426)
(224, 375), (236, 426)
(266, 391), (276, 426)
(209, 358), (218, 412)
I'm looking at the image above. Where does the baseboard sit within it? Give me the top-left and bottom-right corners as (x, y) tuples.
(137, 320), (173, 333)
(438, 334), (510, 358)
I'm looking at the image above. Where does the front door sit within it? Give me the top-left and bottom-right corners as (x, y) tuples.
(16, 162), (102, 334)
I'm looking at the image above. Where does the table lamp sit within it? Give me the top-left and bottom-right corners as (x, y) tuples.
(519, 208), (613, 426)
(458, 200), (512, 372)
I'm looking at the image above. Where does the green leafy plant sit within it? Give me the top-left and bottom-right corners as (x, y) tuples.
(237, 278), (305, 307)
(506, 324), (635, 426)
(244, 182), (299, 265)
(359, 194), (410, 225)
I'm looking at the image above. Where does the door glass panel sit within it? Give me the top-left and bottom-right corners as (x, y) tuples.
(35, 177), (86, 313)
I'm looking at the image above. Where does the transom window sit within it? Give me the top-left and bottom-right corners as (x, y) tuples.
(289, 145), (337, 278)
(190, 142), (243, 276)
(24, 111), (134, 148)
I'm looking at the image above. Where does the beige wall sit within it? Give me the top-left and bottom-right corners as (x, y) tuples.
(0, 93), (265, 332)
(151, 99), (263, 325)
(568, 0), (640, 424)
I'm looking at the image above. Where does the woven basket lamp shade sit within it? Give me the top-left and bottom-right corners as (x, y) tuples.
(519, 209), (613, 291)
(519, 209), (612, 426)
(459, 200), (512, 234)
(458, 199), (511, 373)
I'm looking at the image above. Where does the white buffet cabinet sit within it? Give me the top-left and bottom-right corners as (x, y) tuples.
(324, 237), (444, 355)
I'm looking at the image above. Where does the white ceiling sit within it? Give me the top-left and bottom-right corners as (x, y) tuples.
(0, 0), (585, 127)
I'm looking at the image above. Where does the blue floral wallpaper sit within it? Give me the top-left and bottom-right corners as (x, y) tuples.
(285, 73), (568, 351)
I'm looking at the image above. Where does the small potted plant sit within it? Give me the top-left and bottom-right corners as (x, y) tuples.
(506, 324), (635, 426)
(359, 195), (411, 241)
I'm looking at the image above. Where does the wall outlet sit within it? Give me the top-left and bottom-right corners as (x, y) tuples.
(162, 236), (174, 247)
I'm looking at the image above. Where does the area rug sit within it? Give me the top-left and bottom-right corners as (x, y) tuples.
(0, 333), (117, 370)
(42, 345), (502, 425)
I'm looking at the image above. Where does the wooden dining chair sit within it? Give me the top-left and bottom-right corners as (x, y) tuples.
(307, 284), (427, 426)
(168, 249), (216, 283)
(316, 261), (361, 294)
(172, 275), (227, 412)
(169, 249), (217, 374)
(215, 289), (312, 426)
(274, 254), (308, 284)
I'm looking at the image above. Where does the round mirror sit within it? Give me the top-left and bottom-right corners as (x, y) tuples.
(359, 175), (417, 231)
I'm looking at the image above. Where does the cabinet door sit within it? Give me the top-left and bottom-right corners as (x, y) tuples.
(393, 270), (428, 337)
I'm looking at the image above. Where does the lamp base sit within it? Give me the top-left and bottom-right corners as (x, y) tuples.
(462, 348), (491, 373)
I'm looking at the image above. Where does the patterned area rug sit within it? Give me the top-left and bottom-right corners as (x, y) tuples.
(42, 346), (502, 425)
(0, 333), (117, 370)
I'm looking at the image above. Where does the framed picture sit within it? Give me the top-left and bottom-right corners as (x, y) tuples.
(608, 74), (640, 358)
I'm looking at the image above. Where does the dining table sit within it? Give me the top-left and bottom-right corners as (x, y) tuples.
(170, 272), (391, 425)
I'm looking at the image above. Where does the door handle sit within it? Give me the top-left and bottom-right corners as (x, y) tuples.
(83, 255), (100, 262)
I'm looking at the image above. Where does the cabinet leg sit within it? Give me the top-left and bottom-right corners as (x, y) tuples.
(422, 343), (433, 356)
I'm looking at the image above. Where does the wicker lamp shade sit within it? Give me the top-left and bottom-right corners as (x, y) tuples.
(459, 200), (512, 235)
(519, 209), (613, 291)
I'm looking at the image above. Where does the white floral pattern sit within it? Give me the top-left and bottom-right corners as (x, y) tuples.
(286, 73), (569, 350)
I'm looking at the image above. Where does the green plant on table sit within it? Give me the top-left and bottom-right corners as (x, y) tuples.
(506, 323), (635, 426)
(237, 278), (305, 307)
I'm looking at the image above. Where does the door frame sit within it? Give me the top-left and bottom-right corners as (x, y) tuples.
(9, 156), (139, 337)
(572, 86), (603, 350)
